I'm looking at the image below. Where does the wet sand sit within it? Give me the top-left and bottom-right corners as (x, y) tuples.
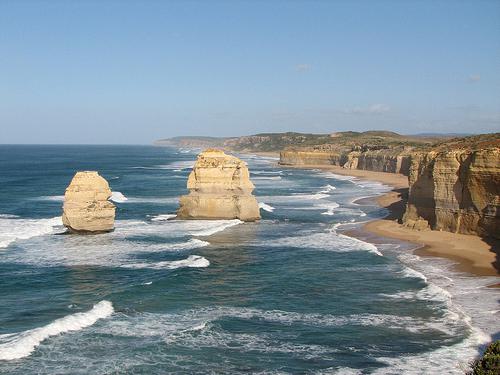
(282, 164), (499, 277)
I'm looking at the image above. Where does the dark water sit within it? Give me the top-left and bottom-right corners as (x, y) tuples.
(0, 145), (497, 374)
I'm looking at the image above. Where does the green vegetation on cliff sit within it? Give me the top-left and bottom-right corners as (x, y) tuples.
(155, 130), (440, 153)
(467, 341), (500, 375)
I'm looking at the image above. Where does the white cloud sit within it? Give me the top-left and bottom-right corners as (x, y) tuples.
(294, 64), (311, 72)
(343, 104), (391, 115)
(468, 74), (481, 82)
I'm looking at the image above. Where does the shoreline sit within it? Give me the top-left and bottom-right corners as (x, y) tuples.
(280, 163), (499, 277)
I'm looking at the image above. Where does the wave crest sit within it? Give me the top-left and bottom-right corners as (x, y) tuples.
(0, 301), (113, 361)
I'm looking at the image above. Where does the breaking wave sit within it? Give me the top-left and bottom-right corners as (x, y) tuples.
(122, 255), (210, 270)
(36, 195), (64, 201)
(110, 191), (128, 203)
(0, 301), (113, 361)
(189, 219), (242, 236)
(261, 229), (383, 256)
(150, 214), (177, 221)
(258, 202), (275, 212)
(0, 216), (62, 249)
(319, 184), (336, 193)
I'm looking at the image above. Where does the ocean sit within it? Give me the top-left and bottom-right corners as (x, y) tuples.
(0, 145), (498, 374)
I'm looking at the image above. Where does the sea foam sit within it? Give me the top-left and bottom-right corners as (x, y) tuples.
(319, 184), (336, 194)
(0, 301), (113, 361)
(122, 255), (210, 270)
(258, 202), (275, 212)
(261, 229), (383, 256)
(110, 191), (128, 203)
(189, 219), (242, 236)
(150, 214), (177, 221)
(0, 216), (62, 249)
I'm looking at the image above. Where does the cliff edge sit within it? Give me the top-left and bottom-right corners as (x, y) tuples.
(403, 136), (500, 239)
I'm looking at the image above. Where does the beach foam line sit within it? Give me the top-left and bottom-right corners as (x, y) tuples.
(189, 219), (242, 236)
(317, 172), (357, 182)
(0, 216), (62, 249)
(400, 267), (428, 282)
(258, 202), (275, 212)
(0, 301), (114, 361)
(122, 255), (209, 270)
(110, 191), (128, 203)
(372, 326), (491, 375)
(260, 229), (383, 256)
(337, 233), (383, 256)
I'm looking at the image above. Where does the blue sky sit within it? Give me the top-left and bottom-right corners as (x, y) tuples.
(1, 0), (499, 144)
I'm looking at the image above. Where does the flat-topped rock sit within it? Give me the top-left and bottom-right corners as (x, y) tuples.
(177, 149), (260, 221)
(62, 171), (116, 233)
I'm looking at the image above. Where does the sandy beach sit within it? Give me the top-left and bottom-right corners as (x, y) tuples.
(281, 163), (499, 277)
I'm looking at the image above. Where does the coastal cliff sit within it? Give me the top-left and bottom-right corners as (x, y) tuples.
(62, 171), (116, 233)
(161, 131), (499, 240)
(279, 149), (411, 175)
(279, 133), (499, 240)
(178, 149), (260, 221)
(403, 137), (500, 239)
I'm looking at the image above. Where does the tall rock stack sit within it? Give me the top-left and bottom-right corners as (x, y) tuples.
(62, 171), (116, 233)
(178, 149), (261, 221)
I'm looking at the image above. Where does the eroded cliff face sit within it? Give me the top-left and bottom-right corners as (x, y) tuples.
(280, 151), (343, 166)
(178, 149), (260, 221)
(62, 171), (116, 233)
(279, 150), (410, 175)
(403, 147), (500, 239)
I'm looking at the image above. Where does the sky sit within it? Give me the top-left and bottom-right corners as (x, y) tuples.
(1, 0), (499, 144)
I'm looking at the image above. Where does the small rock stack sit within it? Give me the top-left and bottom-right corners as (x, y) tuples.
(62, 171), (116, 233)
(177, 149), (260, 221)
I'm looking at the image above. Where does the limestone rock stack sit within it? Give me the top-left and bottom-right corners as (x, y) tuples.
(178, 149), (260, 221)
(62, 171), (116, 233)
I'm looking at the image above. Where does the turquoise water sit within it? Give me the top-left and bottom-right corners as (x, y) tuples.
(0, 145), (497, 374)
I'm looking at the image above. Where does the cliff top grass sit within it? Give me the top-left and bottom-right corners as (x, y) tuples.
(156, 131), (499, 153)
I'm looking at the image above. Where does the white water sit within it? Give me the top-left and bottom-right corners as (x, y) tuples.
(319, 202), (340, 215)
(189, 219), (242, 236)
(150, 213), (177, 221)
(258, 202), (275, 212)
(0, 216), (62, 249)
(261, 227), (383, 257)
(110, 191), (128, 203)
(0, 301), (114, 361)
(36, 195), (65, 201)
(123, 255), (210, 270)
(319, 184), (336, 193)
